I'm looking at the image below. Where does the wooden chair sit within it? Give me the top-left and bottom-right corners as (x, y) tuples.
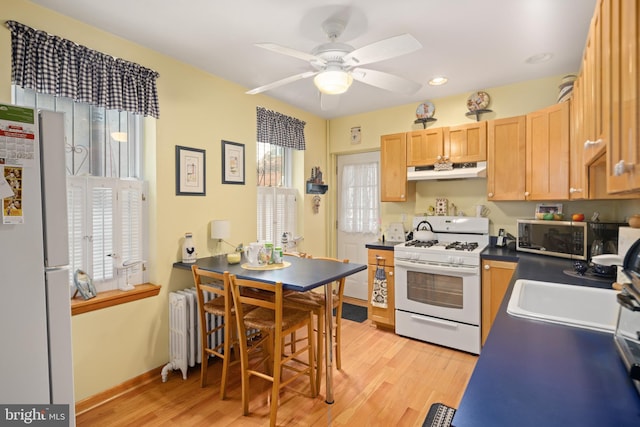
(229, 274), (317, 427)
(191, 265), (243, 399)
(283, 256), (349, 394)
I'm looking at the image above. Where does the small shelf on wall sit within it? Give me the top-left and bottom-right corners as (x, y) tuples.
(306, 182), (328, 194)
(465, 109), (493, 121)
(414, 117), (437, 129)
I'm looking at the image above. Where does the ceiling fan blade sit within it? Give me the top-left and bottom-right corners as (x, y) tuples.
(255, 42), (324, 64)
(343, 34), (422, 67)
(352, 68), (422, 95)
(320, 93), (341, 111)
(246, 71), (317, 95)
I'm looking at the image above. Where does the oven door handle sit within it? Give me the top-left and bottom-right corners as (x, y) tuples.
(395, 259), (478, 275)
(410, 313), (459, 329)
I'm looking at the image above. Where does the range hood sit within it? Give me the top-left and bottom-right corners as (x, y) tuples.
(407, 161), (487, 181)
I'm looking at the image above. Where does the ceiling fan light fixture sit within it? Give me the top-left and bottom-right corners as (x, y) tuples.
(314, 70), (353, 95)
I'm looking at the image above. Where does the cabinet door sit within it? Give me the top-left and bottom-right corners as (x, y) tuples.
(607, 0), (640, 193)
(570, 78), (588, 200)
(367, 249), (395, 328)
(487, 116), (526, 200)
(406, 127), (444, 166)
(481, 259), (516, 345)
(380, 133), (412, 202)
(445, 121), (487, 163)
(526, 102), (570, 200)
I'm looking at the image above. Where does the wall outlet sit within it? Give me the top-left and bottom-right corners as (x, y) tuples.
(401, 213), (407, 222)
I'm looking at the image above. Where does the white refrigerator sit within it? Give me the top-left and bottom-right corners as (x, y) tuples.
(0, 106), (75, 424)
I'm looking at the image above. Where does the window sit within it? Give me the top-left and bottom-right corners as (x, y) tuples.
(256, 143), (296, 243)
(14, 87), (147, 292)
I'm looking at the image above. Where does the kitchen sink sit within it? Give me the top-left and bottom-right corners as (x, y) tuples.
(507, 279), (619, 333)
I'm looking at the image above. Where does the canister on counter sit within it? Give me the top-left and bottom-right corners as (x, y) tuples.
(273, 246), (283, 264)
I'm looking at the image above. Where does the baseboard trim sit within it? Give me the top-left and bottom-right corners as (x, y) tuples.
(75, 366), (164, 415)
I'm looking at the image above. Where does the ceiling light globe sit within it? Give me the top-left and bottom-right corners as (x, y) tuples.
(314, 70), (353, 95)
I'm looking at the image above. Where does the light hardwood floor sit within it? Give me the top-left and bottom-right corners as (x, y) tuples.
(77, 312), (477, 426)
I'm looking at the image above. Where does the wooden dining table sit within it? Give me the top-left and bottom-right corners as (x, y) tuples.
(173, 254), (367, 404)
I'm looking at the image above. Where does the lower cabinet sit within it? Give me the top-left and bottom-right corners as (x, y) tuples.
(367, 248), (395, 329)
(481, 259), (516, 345)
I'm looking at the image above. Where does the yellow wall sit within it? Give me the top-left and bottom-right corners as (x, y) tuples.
(2, 0), (328, 401)
(328, 77), (640, 236)
(3, 0), (639, 405)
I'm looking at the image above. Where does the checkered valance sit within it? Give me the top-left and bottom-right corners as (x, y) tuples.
(7, 20), (160, 118)
(256, 106), (306, 150)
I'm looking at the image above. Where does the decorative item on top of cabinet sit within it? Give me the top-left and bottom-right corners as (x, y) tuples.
(465, 91), (493, 121)
(367, 248), (395, 329)
(414, 101), (437, 129)
(481, 259), (516, 345)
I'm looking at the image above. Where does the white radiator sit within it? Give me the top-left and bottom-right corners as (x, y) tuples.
(161, 287), (223, 382)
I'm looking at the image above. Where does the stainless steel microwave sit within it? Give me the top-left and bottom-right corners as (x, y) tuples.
(517, 219), (588, 260)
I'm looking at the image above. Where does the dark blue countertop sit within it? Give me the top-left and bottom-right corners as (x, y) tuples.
(365, 241), (400, 250)
(453, 249), (640, 426)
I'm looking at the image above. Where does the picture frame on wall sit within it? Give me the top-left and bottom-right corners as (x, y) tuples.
(175, 145), (206, 196)
(222, 140), (245, 185)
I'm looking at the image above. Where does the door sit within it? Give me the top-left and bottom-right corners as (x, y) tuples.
(337, 152), (380, 300)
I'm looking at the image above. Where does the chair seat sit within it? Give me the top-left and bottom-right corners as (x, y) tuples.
(204, 297), (253, 316)
(244, 306), (311, 331)
(284, 290), (339, 309)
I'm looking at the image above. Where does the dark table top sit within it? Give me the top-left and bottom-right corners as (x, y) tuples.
(173, 255), (367, 292)
(453, 249), (640, 427)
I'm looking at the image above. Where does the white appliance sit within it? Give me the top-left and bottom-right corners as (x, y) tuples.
(617, 226), (640, 284)
(394, 216), (489, 354)
(0, 106), (75, 424)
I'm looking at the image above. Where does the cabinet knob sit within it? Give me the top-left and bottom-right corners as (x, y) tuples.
(614, 160), (633, 176)
(484, 264), (490, 270)
(389, 271), (393, 276)
(524, 191), (530, 197)
(488, 192), (494, 198)
(583, 138), (603, 148)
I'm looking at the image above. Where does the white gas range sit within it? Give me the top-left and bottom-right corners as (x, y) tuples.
(394, 216), (489, 355)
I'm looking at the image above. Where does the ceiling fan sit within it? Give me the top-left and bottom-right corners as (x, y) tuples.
(246, 18), (423, 104)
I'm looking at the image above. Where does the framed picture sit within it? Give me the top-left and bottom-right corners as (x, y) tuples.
(222, 140), (245, 185)
(175, 145), (206, 196)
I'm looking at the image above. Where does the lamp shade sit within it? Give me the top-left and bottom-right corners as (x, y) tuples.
(211, 220), (230, 240)
(314, 70), (353, 95)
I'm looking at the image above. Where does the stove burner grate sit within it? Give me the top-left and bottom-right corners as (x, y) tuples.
(445, 241), (479, 251)
(405, 239), (439, 247)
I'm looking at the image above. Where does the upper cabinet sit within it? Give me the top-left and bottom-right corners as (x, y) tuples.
(487, 116), (526, 201)
(406, 122), (486, 166)
(525, 102), (571, 200)
(487, 103), (570, 201)
(445, 121), (487, 164)
(407, 127), (444, 166)
(380, 133), (414, 202)
(606, 0), (640, 193)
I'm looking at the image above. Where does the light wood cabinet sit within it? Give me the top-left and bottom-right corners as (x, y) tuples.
(380, 133), (414, 202)
(525, 102), (570, 200)
(606, 0), (640, 193)
(406, 122), (486, 166)
(481, 259), (516, 345)
(487, 116), (526, 201)
(407, 127), (444, 166)
(367, 248), (395, 329)
(445, 121), (487, 163)
(487, 103), (569, 201)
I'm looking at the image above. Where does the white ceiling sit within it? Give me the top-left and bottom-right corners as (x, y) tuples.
(29, 0), (596, 119)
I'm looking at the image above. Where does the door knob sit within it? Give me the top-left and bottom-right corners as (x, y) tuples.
(484, 264), (490, 270)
